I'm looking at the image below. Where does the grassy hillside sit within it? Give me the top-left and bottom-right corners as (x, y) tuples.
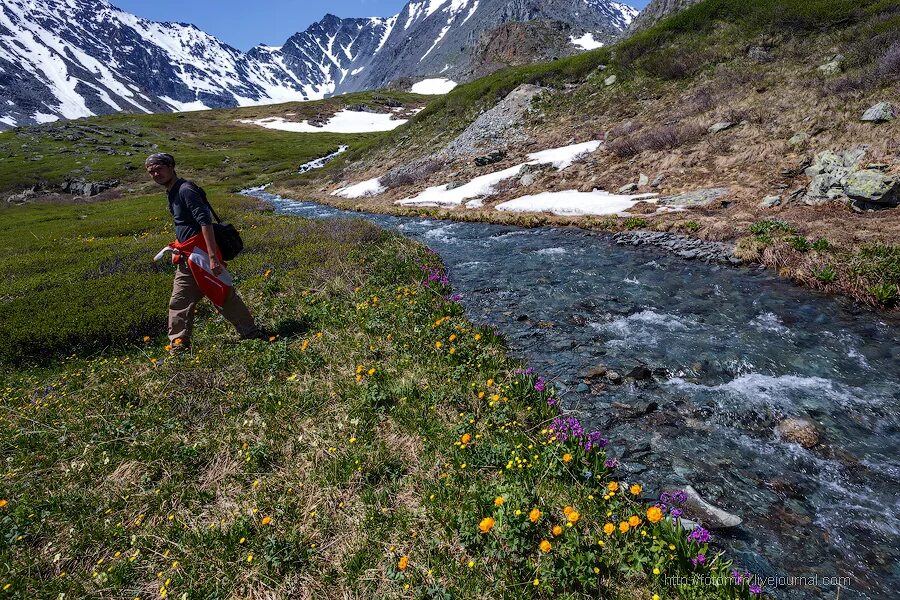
(0, 90), (426, 196)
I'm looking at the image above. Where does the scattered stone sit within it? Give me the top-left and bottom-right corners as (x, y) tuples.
(707, 121), (734, 134)
(843, 170), (899, 208)
(627, 365), (653, 381)
(5, 185), (40, 204)
(604, 75), (617, 86)
(657, 187), (729, 208)
(817, 60), (842, 77)
(650, 174), (665, 188)
(861, 101), (896, 123)
(638, 173), (649, 187)
(582, 364), (608, 378)
(575, 383), (590, 393)
(760, 195), (782, 208)
(519, 173), (536, 187)
(681, 485), (743, 528)
(474, 150), (505, 167)
(607, 371), (622, 384)
(775, 417), (820, 449)
(618, 182), (639, 193)
(787, 132), (810, 147)
(747, 46), (774, 63)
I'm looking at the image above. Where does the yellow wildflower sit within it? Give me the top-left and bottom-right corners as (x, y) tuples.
(528, 508), (541, 523)
(562, 453), (573, 463)
(647, 506), (663, 524)
(478, 517), (495, 533)
(398, 556), (409, 571)
(630, 484), (642, 496)
(494, 496), (505, 507)
(603, 523), (615, 535)
(539, 539), (551, 553)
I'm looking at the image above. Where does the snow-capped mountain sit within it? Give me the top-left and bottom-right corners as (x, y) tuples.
(0, 0), (637, 129)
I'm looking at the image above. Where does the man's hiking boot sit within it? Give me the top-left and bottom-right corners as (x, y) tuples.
(240, 329), (277, 342)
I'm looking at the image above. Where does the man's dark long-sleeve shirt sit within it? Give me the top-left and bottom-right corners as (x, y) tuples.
(167, 179), (212, 242)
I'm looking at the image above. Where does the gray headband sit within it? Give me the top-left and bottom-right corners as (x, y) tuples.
(145, 153), (175, 167)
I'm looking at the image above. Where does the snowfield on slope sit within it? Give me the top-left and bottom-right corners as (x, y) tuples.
(410, 78), (457, 94)
(238, 109), (407, 133)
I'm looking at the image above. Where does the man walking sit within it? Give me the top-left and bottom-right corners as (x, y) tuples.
(146, 153), (262, 350)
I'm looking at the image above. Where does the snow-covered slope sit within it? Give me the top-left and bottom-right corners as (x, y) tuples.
(0, 0), (326, 128)
(0, 0), (638, 129)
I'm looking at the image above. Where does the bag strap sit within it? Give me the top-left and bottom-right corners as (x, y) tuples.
(179, 180), (222, 224)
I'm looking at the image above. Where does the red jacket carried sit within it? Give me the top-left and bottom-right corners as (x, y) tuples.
(154, 233), (232, 308)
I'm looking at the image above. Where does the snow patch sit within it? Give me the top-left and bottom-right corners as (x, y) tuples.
(398, 164), (524, 208)
(411, 78), (457, 94)
(495, 190), (656, 216)
(238, 109), (407, 133)
(33, 112), (59, 123)
(160, 96), (210, 112)
(397, 140), (603, 207)
(332, 178), (385, 199)
(526, 140), (601, 170)
(570, 32), (604, 51)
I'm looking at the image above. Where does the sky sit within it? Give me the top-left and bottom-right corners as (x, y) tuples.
(111, 0), (650, 51)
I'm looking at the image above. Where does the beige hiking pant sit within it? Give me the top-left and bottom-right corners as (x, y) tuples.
(168, 260), (259, 344)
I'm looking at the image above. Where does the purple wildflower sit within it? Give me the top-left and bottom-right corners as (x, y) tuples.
(672, 490), (688, 504)
(547, 397), (558, 407)
(731, 569), (744, 585)
(687, 527), (711, 544)
(604, 458), (619, 469)
(660, 492), (672, 504)
(549, 416), (584, 442)
(749, 584), (762, 595)
(583, 431), (608, 452)
(534, 377), (546, 392)
(525, 367), (534, 374)
(691, 553), (706, 566)
(670, 508), (683, 518)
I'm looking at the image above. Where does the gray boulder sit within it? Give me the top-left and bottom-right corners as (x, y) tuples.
(760, 195), (782, 208)
(843, 170), (899, 208)
(861, 102), (896, 123)
(787, 132), (810, 148)
(604, 75), (617, 86)
(804, 148), (866, 178)
(775, 417), (820, 449)
(817, 60), (841, 77)
(707, 121), (734, 134)
(618, 182), (639, 193)
(61, 178), (119, 197)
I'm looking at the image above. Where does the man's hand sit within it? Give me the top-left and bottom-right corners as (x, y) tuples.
(200, 224), (222, 275)
(209, 254), (223, 276)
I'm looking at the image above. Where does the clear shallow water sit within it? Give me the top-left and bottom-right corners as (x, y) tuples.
(248, 191), (900, 599)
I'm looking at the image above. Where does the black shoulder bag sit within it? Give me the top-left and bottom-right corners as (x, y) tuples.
(181, 181), (244, 261)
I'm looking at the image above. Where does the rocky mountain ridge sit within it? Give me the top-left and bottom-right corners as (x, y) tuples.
(0, 0), (637, 129)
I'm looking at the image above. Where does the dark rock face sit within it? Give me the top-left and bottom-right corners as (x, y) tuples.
(0, 0), (637, 129)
